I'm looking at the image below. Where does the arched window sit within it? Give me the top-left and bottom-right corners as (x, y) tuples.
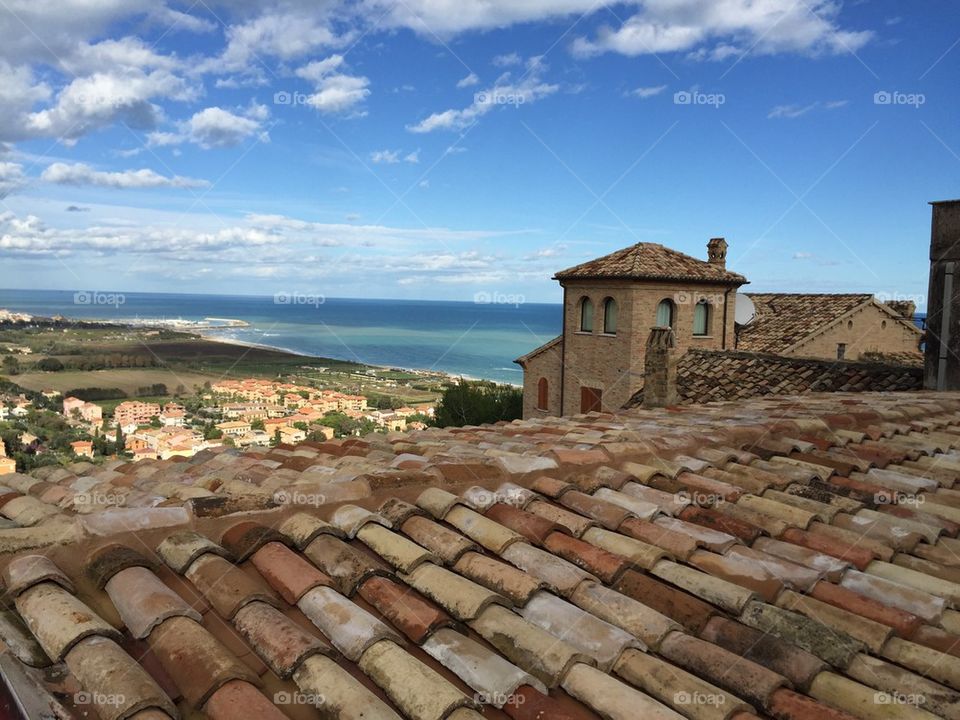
(537, 378), (549, 410)
(656, 299), (675, 328)
(603, 298), (618, 335)
(579, 297), (594, 332)
(693, 300), (710, 336)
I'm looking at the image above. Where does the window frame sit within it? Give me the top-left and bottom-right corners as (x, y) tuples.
(656, 298), (675, 328)
(579, 296), (594, 333)
(602, 297), (618, 335)
(693, 299), (710, 336)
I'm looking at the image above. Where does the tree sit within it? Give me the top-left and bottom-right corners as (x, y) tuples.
(115, 425), (124, 452)
(149, 415), (162, 428)
(270, 428), (282, 447)
(250, 419), (265, 431)
(434, 378), (522, 428)
(2, 356), (20, 375)
(36, 357), (65, 372)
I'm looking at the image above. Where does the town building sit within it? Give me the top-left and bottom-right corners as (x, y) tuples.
(113, 401), (161, 429)
(63, 396), (103, 425)
(69, 440), (94, 459)
(516, 239), (746, 417)
(516, 238), (923, 418)
(0, 442), (15, 475)
(216, 420), (252, 437)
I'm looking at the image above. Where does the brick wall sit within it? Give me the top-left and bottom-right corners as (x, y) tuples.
(787, 303), (922, 360)
(520, 340), (563, 418)
(560, 279), (737, 414)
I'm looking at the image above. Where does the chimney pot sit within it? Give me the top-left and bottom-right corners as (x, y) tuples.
(707, 237), (728, 269)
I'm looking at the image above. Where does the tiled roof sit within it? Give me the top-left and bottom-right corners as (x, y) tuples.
(627, 349), (923, 406)
(4, 393), (960, 718)
(554, 243), (748, 284)
(737, 293), (922, 355)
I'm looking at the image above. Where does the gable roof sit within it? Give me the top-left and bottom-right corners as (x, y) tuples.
(514, 334), (562, 366)
(736, 293), (920, 354)
(554, 242), (748, 285)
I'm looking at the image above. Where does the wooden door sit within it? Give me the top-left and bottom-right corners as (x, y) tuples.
(580, 386), (602, 413)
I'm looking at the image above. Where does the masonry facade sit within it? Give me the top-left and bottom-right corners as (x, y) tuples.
(517, 239), (746, 417)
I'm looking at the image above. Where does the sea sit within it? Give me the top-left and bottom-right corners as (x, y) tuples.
(0, 289), (563, 385)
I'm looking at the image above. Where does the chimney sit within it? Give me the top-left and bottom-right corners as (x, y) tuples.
(924, 199), (960, 390)
(707, 237), (728, 269)
(643, 327), (678, 408)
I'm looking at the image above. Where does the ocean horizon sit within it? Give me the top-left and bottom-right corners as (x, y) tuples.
(0, 288), (563, 384)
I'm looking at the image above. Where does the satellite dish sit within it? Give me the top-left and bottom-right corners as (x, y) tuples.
(734, 293), (756, 327)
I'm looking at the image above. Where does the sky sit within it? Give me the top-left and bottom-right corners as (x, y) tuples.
(0, 1), (956, 308)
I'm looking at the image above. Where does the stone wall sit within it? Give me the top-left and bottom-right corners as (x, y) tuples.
(520, 339), (563, 419)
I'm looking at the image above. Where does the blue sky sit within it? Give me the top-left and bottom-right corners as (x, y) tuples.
(0, 1), (956, 308)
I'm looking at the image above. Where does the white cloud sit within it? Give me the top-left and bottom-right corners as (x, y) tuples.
(148, 105), (270, 149)
(409, 57), (558, 133)
(768, 102), (818, 119)
(572, 1), (872, 59)
(215, 10), (347, 72)
(295, 55), (371, 114)
(371, 149), (401, 164)
(25, 69), (197, 143)
(492, 52), (522, 67)
(41, 162), (209, 189)
(404, 150), (420, 164)
(627, 84), (667, 99)
(457, 72), (480, 88)
(0, 162), (27, 198)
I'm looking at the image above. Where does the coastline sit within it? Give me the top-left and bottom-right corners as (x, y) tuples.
(196, 328), (517, 386)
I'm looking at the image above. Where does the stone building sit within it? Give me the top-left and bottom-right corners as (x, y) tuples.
(517, 238), (923, 418)
(516, 239), (747, 417)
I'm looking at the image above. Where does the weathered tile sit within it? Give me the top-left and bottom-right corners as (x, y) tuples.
(809, 580), (923, 638)
(330, 504), (391, 538)
(358, 639), (475, 720)
(105, 565), (202, 638)
(204, 679), (289, 720)
(148, 615), (258, 708)
(233, 601), (330, 678)
(85, 543), (154, 589)
(0, 609), (50, 667)
(15, 582), (120, 660)
(2, 554), (74, 596)
(484, 503), (561, 545)
(220, 521), (289, 561)
(297, 585), (402, 661)
(185, 553), (280, 619)
(156, 530), (230, 574)
(65, 635), (178, 720)
(776, 589), (893, 653)
(402, 561), (508, 621)
(650, 559), (756, 615)
(302, 533), (390, 596)
(525, 500), (596, 537)
(560, 662), (684, 720)
(452, 551), (544, 606)
(292, 653), (402, 719)
(278, 512), (344, 549)
(614, 568), (718, 635)
(519, 590), (642, 671)
(501, 541), (597, 596)
(444, 505), (525, 554)
(840, 569), (945, 623)
(469, 604), (592, 688)
(249, 541), (331, 604)
(356, 523), (437, 573)
(358, 575), (453, 643)
(400, 514), (477, 564)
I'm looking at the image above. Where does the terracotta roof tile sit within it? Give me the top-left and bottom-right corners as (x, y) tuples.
(553, 242), (746, 284)
(204, 679), (289, 720)
(2, 554), (75, 596)
(250, 541), (332, 604)
(452, 551), (545, 606)
(185, 553), (280, 619)
(296, 585), (403, 661)
(358, 575), (454, 643)
(233, 601), (330, 678)
(15, 582), (121, 660)
(148, 615), (259, 708)
(105, 565), (202, 638)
